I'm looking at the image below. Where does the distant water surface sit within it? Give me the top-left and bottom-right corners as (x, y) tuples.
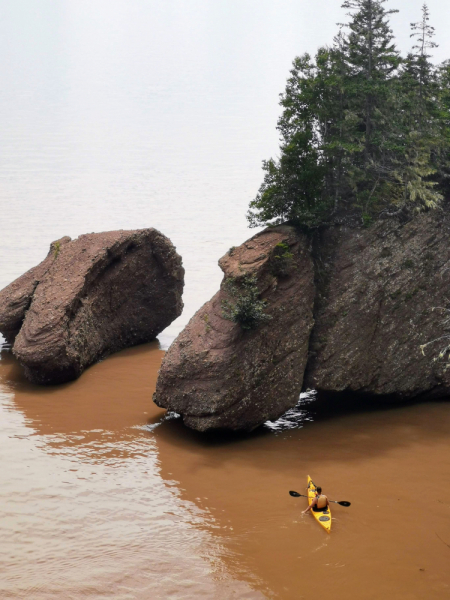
(1, 0), (447, 345)
(0, 0), (337, 346)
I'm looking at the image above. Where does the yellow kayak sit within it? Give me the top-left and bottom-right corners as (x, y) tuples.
(307, 475), (331, 534)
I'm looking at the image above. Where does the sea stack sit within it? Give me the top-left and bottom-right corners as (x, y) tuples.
(0, 228), (184, 384)
(155, 208), (450, 432)
(153, 225), (315, 431)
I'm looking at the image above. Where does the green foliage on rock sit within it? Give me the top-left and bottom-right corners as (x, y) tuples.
(270, 242), (295, 277)
(221, 274), (272, 331)
(53, 241), (61, 259)
(248, 1), (450, 229)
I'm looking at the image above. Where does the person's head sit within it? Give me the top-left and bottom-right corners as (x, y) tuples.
(316, 486), (322, 494)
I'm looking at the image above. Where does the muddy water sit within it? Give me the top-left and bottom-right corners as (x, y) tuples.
(2, 1), (450, 597)
(1, 344), (449, 599)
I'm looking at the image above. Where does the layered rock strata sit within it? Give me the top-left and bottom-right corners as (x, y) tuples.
(0, 229), (184, 384)
(154, 226), (315, 431)
(155, 210), (450, 432)
(306, 211), (450, 398)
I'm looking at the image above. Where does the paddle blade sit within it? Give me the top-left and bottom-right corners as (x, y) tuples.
(289, 490), (302, 497)
(338, 501), (351, 507)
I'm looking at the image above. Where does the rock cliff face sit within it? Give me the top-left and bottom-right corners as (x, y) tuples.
(155, 210), (450, 432)
(306, 211), (450, 398)
(0, 229), (184, 384)
(153, 226), (315, 431)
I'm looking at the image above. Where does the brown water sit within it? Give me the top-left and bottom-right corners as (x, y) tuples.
(1, 343), (449, 599)
(2, 2), (450, 597)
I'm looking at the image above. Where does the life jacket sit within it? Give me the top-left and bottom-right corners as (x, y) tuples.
(316, 494), (328, 509)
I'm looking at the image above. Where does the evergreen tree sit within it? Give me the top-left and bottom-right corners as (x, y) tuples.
(409, 3), (438, 130)
(342, 0), (400, 160)
(248, 1), (447, 230)
(340, 0), (402, 216)
(436, 61), (450, 195)
(391, 4), (443, 213)
(248, 53), (335, 227)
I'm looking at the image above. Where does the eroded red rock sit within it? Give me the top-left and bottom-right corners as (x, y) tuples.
(306, 211), (450, 398)
(153, 225), (315, 431)
(0, 229), (184, 384)
(154, 210), (450, 433)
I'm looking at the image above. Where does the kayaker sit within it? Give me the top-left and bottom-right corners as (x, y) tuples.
(302, 486), (329, 514)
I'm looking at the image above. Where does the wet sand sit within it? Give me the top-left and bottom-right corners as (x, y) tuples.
(1, 343), (450, 599)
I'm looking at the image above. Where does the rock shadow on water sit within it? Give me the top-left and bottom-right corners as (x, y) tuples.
(0, 341), (166, 463)
(150, 388), (450, 600)
(300, 388), (450, 422)
(150, 385), (450, 466)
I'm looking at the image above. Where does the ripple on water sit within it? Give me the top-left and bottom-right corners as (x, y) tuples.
(0, 386), (262, 599)
(264, 391), (317, 433)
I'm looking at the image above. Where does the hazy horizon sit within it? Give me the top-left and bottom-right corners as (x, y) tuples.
(0, 0), (449, 345)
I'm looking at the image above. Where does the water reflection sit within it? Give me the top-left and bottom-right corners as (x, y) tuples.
(152, 385), (450, 599)
(0, 343), (165, 459)
(2, 341), (450, 598)
(0, 346), (262, 599)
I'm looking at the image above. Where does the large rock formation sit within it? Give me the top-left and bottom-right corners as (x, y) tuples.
(154, 226), (315, 431)
(155, 210), (450, 432)
(0, 229), (184, 384)
(306, 211), (450, 398)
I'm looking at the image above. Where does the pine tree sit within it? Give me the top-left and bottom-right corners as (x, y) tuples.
(409, 3), (438, 130)
(247, 0), (446, 230)
(342, 0), (400, 154)
(247, 53), (334, 228)
(391, 4), (443, 212)
(435, 61), (450, 196)
(340, 0), (401, 215)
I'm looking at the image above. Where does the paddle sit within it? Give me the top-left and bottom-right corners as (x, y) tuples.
(289, 490), (351, 507)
